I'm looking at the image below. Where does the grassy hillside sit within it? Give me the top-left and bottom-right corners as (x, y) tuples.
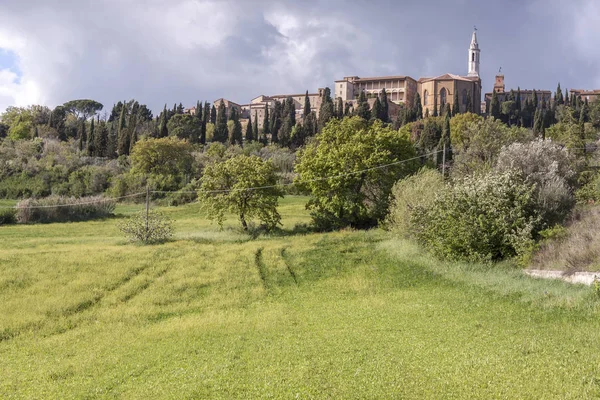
(1, 197), (600, 398)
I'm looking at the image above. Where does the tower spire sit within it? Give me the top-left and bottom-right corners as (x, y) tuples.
(468, 28), (480, 77)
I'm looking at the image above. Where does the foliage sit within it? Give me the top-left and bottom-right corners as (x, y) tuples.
(295, 117), (419, 230)
(62, 99), (104, 120)
(495, 139), (576, 227)
(449, 112), (483, 150)
(452, 117), (533, 177)
(167, 114), (201, 143)
(198, 155), (284, 231)
(386, 168), (444, 236)
(16, 195), (115, 224)
(412, 170), (539, 263)
(118, 210), (174, 244)
(0, 207), (16, 225)
(130, 137), (194, 178)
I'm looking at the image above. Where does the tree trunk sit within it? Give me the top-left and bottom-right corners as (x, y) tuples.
(240, 213), (248, 231)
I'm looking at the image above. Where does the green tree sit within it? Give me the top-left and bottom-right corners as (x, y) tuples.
(317, 87), (334, 132)
(229, 107), (243, 146)
(209, 104), (216, 124)
(78, 119), (87, 152)
(262, 104), (270, 143)
(356, 91), (371, 121)
(336, 97), (344, 119)
(253, 110), (259, 142)
(413, 92), (423, 120)
(63, 99), (104, 120)
(167, 114), (202, 142)
(466, 91), (473, 114)
(214, 100), (228, 143)
(95, 120), (108, 157)
(555, 83), (564, 105)
(131, 137), (194, 178)
(452, 90), (460, 116)
(246, 113), (253, 142)
(87, 118), (95, 156)
(303, 91), (311, 119)
(117, 104), (129, 155)
(380, 88), (389, 122)
(270, 100), (282, 143)
(532, 89), (539, 109)
(449, 112), (484, 150)
(295, 117), (418, 229)
(371, 97), (383, 121)
(158, 108), (169, 138)
(490, 90), (501, 119)
(198, 155), (284, 231)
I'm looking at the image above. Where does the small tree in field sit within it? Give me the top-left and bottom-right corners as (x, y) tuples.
(118, 210), (174, 244)
(198, 155), (284, 231)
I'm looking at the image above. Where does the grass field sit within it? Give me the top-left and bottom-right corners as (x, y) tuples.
(2, 196), (600, 398)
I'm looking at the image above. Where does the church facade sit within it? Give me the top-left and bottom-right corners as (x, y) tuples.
(333, 30), (482, 115)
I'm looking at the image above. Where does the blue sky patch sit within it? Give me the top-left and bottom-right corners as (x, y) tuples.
(0, 48), (21, 81)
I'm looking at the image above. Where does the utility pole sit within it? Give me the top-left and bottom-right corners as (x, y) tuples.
(145, 184), (150, 241)
(442, 141), (446, 177)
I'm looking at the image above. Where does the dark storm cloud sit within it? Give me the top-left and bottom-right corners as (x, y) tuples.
(0, 0), (598, 114)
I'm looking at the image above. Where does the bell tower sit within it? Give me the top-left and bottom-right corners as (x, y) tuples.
(468, 28), (480, 77)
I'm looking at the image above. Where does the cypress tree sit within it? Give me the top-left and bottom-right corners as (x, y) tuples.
(571, 93), (577, 108)
(380, 88), (389, 122)
(286, 97), (296, 126)
(433, 96), (438, 117)
(117, 105), (128, 155)
(195, 101), (202, 120)
(262, 104), (270, 139)
(424, 107), (430, 118)
(556, 83), (564, 105)
(177, 103), (184, 114)
(303, 91), (311, 120)
(413, 92), (423, 120)
(214, 100), (228, 143)
(444, 103), (451, 117)
(159, 111), (168, 138)
(210, 105), (217, 124)
(270, 100), (282, 143)
(79, 120), (86, 152)
(452, 90), (459, 116)
(95, 121), (108, 157)
(490, 91), (500, 119)
(532, 89), (538, 109)
(516, 87), (522, 112)
(253, 110), (259, 141)
(87, 118), (95, 156)
(317, 87), (334, 132)
(466, 91), (473, 114)
(229, 108), (243, 146)
(564, 89), (570, 106)
(371, 97), (382, 121)
(336, 97), (344, 119)
(344, 102), (351, 116)
(201, 102), (210, 145)
(356, 91), (371, 120)
(245, 113), (253, 142)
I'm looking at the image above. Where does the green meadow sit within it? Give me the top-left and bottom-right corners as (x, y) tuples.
(1, 196), (600, 399)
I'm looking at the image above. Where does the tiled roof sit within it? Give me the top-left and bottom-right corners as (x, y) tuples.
(419, 73), (477, 83)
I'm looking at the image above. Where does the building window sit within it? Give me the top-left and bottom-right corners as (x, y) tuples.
(423, 90), (428, 106)
(462, 89), (468, 105)
(440, 88), (447, 107)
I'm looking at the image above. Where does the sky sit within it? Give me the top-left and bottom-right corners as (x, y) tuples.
(0, 0), (599, 116)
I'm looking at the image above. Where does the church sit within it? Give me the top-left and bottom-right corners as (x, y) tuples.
(333, 30), (482, 115)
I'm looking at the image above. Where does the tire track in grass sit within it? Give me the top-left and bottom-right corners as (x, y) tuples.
(280, 248), (298, 285)
(254, 248), (269, 291)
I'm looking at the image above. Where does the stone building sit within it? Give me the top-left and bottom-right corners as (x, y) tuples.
(570, 89), (600, 103)
(333, 30), (482, 116)
(483, 73), (552, 113)
(243, 90), (325, 130)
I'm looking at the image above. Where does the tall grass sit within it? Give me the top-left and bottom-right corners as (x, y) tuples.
(15, 195), (115, 223)
(2, 197), (600, 398)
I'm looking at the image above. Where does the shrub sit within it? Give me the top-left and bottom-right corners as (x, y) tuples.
(495, 139), (576, 227)
(16, 196), (116, 224)
(386, 168), (444, 236)
(165, 179), (199, 206)
(118, 210), (173, 244)
(0, 208), (16, 225)
(412, 170), (539, 263)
